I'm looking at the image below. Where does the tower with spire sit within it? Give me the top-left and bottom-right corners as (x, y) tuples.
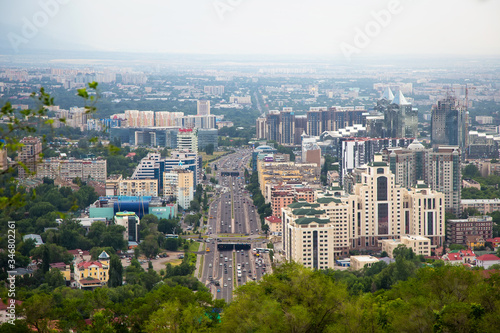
(376, 88), (417, 138)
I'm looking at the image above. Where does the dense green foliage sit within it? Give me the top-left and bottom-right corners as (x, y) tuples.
(245, 171), (272, 228)
(4, 259), (500, 332)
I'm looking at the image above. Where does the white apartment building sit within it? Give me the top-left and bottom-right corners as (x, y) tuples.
(177, 128), (198, 153)
(229, 96), (252, 104)
(204, 86), (224, 96)
(125, 110), (155, 127)
(37, 159), (107, 182)
(118, 179), (158, 197)
(197, 100), (211, 115)
(155, 111), (184, 127)
(163, 169), (193, 209)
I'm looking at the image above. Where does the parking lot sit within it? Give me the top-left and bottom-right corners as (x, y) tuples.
(120, 251), (187, 272)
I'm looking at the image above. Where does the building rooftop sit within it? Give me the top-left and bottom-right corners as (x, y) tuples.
(316, 197), (342, 204)
(295, 217), (330, 225)
(476, 254), (500, 261)
(380, 87), (395, 101)
(293, 209), (326, 216)
(23, 234), (44, 246)
(265, 216), (282, 224)
(392, 90), (411, 105)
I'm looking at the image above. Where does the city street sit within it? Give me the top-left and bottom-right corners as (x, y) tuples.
(199, 149), (271, 303)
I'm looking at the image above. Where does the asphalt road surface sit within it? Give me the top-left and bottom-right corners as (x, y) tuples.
(200, 148), (270, 303)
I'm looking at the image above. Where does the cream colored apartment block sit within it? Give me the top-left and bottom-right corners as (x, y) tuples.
(350, 156), (403, 250)
(118, 179), (158, 197)
(282, 198), (350, 269)
(381, 235), (431, 258)
(256, 160), (320, 197)
(403, 181), (445, 247)
(163, 169), (193, 209)
(350, 255), (380, 271)
(38, 159), (107, 182)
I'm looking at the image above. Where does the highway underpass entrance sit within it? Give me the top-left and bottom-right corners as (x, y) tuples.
(217, 243), (251, 251)
(220, 171), (240, 177)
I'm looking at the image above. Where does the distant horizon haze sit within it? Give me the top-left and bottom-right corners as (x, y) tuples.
(0, 0), (499, 58)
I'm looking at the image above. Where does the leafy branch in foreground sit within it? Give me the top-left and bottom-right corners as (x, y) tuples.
(0, 82), (99, 212)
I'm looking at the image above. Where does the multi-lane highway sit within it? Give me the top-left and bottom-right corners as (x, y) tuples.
(200, 149), (270, 303)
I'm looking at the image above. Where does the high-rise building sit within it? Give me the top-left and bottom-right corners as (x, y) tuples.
(282, 200), (347, 270)
(125, 110), (155, 127)
(18, 137), (42, 179)
(279, 109), (295, 145)
(131, 152), (201, 192)
(266, 111), (281, 143)
(306, 106), (366, 136)
(197, 128), (218, 150)
(383, 90), (418, 138)
(175, 115), (216, 129)
(197, 100), (210, 116)
(383, 143), (462, 215)
(431, 96), (468, 152)
(256, 117), (267, 140)
(339, 137), (414, 184)
(177, 128), (198, 153)
(282, 157), (446, 267)
(163, 168), (194, 209)
(155, 112), (184, 127)
(306, 108), (323, 136)
(427, 146), (462, 216)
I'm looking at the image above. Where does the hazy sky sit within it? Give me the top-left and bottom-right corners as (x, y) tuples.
(1, 0), (499, 57)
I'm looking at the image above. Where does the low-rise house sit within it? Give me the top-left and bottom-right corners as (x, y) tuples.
(49, 262), (71, 284)
(467, 235), (486, 249)
(486, 237), (500, 249)
(73, 251), (110, 290)
(350, 255), (380, 271)
(0, 299), (23, 324)
(476, 254), (500, 269)
(442, 249), (476, 265)
(264, 216), (282, 234)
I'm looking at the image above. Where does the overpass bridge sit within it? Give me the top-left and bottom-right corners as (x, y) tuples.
(220, 170), (240, 177)
(217, 242), (252, 251)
